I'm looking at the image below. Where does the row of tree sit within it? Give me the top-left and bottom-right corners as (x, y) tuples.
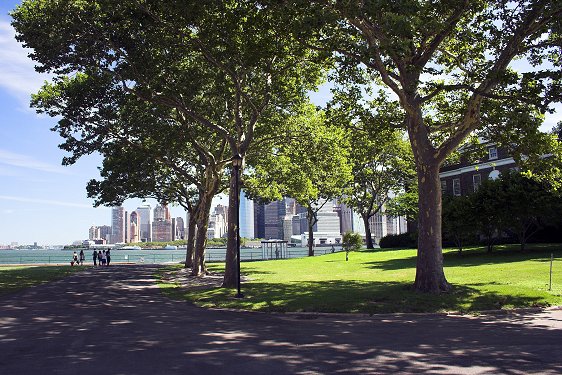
(443, 171), (562, 253)
(12, 1), (562, 293)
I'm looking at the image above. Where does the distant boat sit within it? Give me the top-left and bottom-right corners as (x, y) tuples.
(163, 245), (178, 250)
(120, 246), (142, 250)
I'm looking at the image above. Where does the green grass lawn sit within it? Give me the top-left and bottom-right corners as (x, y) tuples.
(159, 243), (562, 314)
(0, 265), (85, 297)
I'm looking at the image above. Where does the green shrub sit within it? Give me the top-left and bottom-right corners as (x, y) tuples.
(379, 232), (417, 249)
(342, 231), (363, 261)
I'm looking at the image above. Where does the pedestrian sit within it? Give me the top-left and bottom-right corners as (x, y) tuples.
(106, 249), (111, 266)
(72, 251), (78, 266)
(79, 250), (85, 266)
(97, 250), (102, 266)
(92, 249), (98, 266)
(101, 250), (107, 266)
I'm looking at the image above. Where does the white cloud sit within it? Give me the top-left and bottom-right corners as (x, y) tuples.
(0, 20), (51, 105)
(0, 149), (71, 175)
(0, 195), (107, 209)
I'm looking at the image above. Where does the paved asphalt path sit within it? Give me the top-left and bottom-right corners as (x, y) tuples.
(0, 265), (561, 374)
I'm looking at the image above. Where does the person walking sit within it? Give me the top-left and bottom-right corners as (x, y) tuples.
(101, 250), (107, 266)
(97, 250), (102, 266)
(92, 250), (98, 266)
(79, 250), (85, 266)
(72, 251), (78, 266)
(106, 249), (111, 266)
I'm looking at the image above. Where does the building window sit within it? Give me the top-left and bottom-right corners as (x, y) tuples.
(488, 147), (498, 160)
(473, 174), (481, 191)
(453, 178), (461, 196)
(441, 180), (447, 194)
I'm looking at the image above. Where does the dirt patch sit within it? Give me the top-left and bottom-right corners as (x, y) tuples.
(162, 267), (249, 291)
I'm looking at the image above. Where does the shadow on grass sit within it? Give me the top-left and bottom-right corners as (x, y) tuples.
(180, 278), (548, 315)
(0, 265), (84, 297)
(363, 245), (562, 271)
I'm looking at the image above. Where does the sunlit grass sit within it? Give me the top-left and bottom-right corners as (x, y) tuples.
(159, 244), (562, 314)
(0, 265), (85, 296)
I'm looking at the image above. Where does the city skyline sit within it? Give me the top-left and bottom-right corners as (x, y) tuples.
(0, 1), (559, 245)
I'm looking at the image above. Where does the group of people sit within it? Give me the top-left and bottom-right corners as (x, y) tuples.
(92, 249), (111, 266)
(72, 249), (112, 266)
(71, 250), (85, 266)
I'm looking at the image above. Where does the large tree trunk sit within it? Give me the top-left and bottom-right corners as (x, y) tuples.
(223, 164), (240, 288)
(307, 206), (315, 256)
(413, 163), (451, 293)
(191, 192), (213, 276)
(362, 213), (374, 249)
(184, 211), (197, 268)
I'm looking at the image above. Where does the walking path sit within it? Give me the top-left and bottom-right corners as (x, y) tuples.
(0, 265), (561, 374)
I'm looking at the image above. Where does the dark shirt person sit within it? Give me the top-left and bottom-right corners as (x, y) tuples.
(106, 249), (111, 266)
(92, 250), (97, 266)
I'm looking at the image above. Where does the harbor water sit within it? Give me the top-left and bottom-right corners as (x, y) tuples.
(0, 246), (341, 265)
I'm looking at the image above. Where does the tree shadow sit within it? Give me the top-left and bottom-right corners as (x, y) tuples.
(0, 265), (561, 374)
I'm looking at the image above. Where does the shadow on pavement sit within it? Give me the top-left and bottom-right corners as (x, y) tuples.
(0, 265), (561, 374)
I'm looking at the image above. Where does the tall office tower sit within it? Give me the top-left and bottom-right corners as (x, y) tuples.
(98, 225), (112, 242)
(315, 199), (340, 233)
(110, 206), (126, 244)
(253, 202), (265, 239)
(129, 211), (140, 243)
(136, 205), (152, 242)
(175, 217), (185, 239)
(239, 190), (254, 239)
(154, 204), (166, 221)
(124, 210), (131, 243)
(214, 204), (228, 224)
(264, 200), (282, 239)
(152, 204), (172, 242)
(89, 225), (100, 240)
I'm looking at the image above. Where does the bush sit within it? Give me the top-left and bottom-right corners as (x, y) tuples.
(342, 231), (362, 261)
(379, 232), (417, 249)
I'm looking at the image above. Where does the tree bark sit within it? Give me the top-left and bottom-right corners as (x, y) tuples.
(223, 164), (240, 287)
(413, 163), (452, 293)
(184, 211), (197, 268)
(362, 213), (374, 249)
(191, 192), (213, 276)
(307, 206), (316, 256)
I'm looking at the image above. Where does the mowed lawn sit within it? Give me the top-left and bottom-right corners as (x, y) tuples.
(0, 266), (85, 297)
(159, 244), (562, 314)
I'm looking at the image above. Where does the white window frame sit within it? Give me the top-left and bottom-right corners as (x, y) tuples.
(473, 174), (481, 191)
(453, 178), (461, 196)
(488, 147), (498, 160)
(441, 180), (447, 194)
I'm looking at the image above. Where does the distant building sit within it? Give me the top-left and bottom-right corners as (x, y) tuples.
(89, 225), (100, 240)
(207, 206), (227, 239)
(152, 204), (172, 242)
(439, 143), (516, 197)
(136, 205), (152, 242)
(239, 190), (254, 239)
(254, 203), (265, 239)
(110, 206), (126, 244)
(175, 217), (185, 240)
(129, 211), (140, 243)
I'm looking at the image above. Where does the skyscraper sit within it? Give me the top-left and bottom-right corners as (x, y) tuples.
(136, 205), (152, 242)
(110, 206), (126, 244)
(129, 211), (140, 243)
(152, 204), (172, 242)
(239, 190), (254, 239)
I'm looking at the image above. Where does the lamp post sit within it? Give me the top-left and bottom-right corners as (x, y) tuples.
(232, 153), (244, 298)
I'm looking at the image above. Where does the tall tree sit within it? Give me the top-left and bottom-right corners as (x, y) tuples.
(328, 91), (414, 248)
(281, 0), (562, 292)
(12, 0), (327, 287)
(245, 104), (352, 256)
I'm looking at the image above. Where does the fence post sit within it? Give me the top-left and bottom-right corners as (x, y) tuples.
(549, 253), (553, 291)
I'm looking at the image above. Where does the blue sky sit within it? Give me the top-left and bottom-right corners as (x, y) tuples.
(0, 1), (195, 245)
(0, 2), (559, 245)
